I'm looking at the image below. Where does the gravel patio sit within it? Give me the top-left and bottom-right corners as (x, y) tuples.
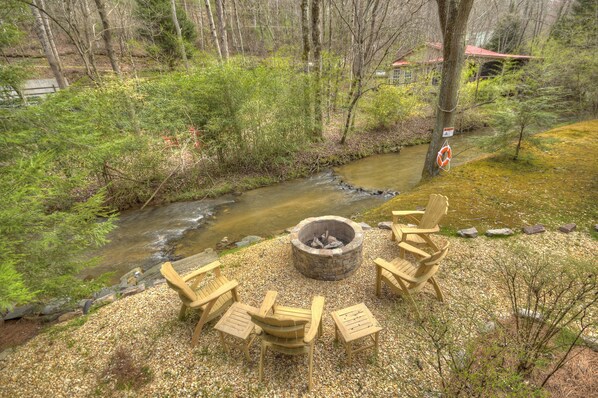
(0, 229), (595, 397)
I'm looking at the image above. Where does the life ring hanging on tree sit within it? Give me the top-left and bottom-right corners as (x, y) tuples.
(436, 140), (452, 171)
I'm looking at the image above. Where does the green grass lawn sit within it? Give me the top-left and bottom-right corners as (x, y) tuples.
(362, 120), (598, 234)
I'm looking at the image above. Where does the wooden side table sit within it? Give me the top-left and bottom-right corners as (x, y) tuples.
(331, 303), (382, 365)
(214, 302), (258, 361)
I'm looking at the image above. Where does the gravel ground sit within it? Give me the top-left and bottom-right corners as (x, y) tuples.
(0, 229), (595, 397)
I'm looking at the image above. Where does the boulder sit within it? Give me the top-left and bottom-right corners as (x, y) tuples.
(485, 228), (514, 237)
(41, 298), (70, 315)
(170, 249), (219, 275)
(522, 224), (545, 235)
(558, 223), (576, 233)
(518, 308), (543, 322)
(359, 222), (372, 230)
(58, 310), (82, 323)
(457, 227), (478, 238)
(119, 267), (143, 286)
(94, 293), (116, 306)
(121, 283), (146, 298)
(377, 221), (393, 230)
(581, 335), (598, 351)
(235, 235), (264, 248)
(3, 304), (36, 321)
(93, 286), (118, 300)
(79, 299), (93, 315)
(0, 348), (14, 362)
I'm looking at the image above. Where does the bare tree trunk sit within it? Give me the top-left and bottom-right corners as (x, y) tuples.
(79, 0), (99, 78)
(301, 0), (311, 134)
(39, 0), (64, 75)
(215, 0), (229, 59)
(301, 0), (310, 70)
(311, 0), (323, 139)
(325, 0), (332, 122)
(94, 0), (121, 76)
(204, 0), (222, 60)
(196, 0), (206, 50)
(232, 0), (244, 55)
(422, 0), (475, 178)
(171, 0), (190, 71)
(30, 0), (68, 88)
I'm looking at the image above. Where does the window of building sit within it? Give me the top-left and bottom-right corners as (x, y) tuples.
(392, 69), (401, 84)
(404, 70), (412, 84)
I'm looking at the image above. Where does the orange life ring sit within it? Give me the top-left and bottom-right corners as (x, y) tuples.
(436, 145), (452, 168)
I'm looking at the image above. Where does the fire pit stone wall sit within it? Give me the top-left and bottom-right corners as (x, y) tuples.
(290, 216), (364, 281)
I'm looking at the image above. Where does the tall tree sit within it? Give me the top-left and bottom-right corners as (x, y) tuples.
(30, 0), (68, 88)
(204, 0), (222, 59)
(94, 0), (121, 76)
(215, 0), (229, 59)
(171, 0), (190, 70)
(422, 0), (475, 178)
(311, 0), (323, 139)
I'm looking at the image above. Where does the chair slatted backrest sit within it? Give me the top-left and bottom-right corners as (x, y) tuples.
(414, 242), (450, 279)
(161, 262), (197, 305)
(419, 194), (449, 229)
(250, 313), (308, 343)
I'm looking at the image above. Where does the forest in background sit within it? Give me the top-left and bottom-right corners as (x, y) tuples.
(0, 0), (596, 309)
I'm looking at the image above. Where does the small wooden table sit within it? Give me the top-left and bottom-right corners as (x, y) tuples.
(214, 302), (258, 361)
(331, 303), (382, 365)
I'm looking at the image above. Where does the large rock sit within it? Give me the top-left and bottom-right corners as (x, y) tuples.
(41, 298), (70, 315)
(94, 293), (116, 306)
(235, 235), (264, 248)
(121, 283), (146, 298)
(457, 227), (478, 238)
(93, 286), (118, 300)
(359, 222), (372, 230)
(522, 224), (545, 235)
(0, 348), (15, 362)
(119, 267), (142, 286)
(58, 310), (82, 323)
(170, 249), (219, 276)
(79, 299), (93, 315)
(485, 228), (514, 237)
(518, 308), (543, 322)
(3, 304), (36, 321)
(558, 223), (576, 233)
(377, 221), (393, 230)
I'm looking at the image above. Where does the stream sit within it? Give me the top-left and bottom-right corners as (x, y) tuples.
(85, 132), (486, 281)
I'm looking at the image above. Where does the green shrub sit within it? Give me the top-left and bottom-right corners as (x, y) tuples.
(362, 84), (426, 130)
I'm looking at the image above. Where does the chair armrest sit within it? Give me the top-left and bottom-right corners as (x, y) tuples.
(182, 261), (222, 282)
(189, 279), (238, 308)
(304, 296), (325, 343)
(392, 210), (425, 216)
(392, 210), (424, 224)
(257, 291), (278, 317)
(400, 226), (440, 235)
(374, 258), (419, 283)
(398, 242), (432, 260)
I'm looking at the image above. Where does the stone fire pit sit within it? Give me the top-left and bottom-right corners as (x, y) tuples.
(290, 216), (364, 281)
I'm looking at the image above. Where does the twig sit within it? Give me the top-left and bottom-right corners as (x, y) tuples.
(140, 164), (181, 210)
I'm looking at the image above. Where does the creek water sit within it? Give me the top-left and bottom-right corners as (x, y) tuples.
(87, 132), (485, 280)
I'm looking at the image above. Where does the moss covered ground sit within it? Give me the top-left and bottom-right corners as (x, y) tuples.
(362, 120), (598, 234)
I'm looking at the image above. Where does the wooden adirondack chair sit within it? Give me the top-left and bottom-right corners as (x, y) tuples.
(161, 261), (239, 346)
(249, 291), (325, 392)
(374, 241), (449, 318)
(390, 194), (448, 251)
